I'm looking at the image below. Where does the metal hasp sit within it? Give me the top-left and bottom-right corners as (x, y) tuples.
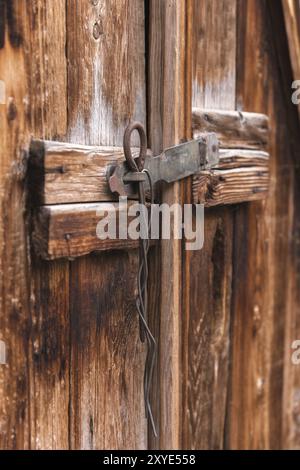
(107, 133), (219, 197)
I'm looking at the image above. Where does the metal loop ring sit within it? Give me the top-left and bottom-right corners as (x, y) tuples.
(123, 121), (147, 172)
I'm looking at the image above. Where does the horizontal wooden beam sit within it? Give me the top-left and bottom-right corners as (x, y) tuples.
(192, 150), (269, 206)
(32, 202), (143, 260)
(29, 139), (141, 205)
(32, 148), (269, 260)
(192, 108), (269, 149)
(29, 109), (269, 206)
(29, 109), (270, 259)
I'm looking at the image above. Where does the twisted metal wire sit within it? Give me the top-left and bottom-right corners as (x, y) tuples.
(123, 123), (157, 437)
(136, 169), (157, 437)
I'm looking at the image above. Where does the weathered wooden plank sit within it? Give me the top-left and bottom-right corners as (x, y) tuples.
(32, 202), (146, 260)
(0, 0), (69, 450)
(29, 139), (139, 204)
(69, 253), (146, 450)
(148, 0), (192, 449)
(193, 167), (269, 207)
(182, 0), (236, 450)
(226, 0), (300, 450)
(282, 0), (300, 119)
(66, 0), (147, 449)
(66, 0), (145, 147)
(29, 139), (270, 217)
(183, 208), (233, 449)
(32, 147), (269, 260)
(192, 0), (237, 109)
(192, 109), (268, 149)
(0, 1), (30, 448)
(25, 0), (70, 450)
(269, 0), (300, 450)
(193, 149), (269, 206)
(29, 258), (70, 449)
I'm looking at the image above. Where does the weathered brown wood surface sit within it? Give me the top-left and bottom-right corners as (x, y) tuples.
(29, 140), (140, 204)
(282, 0), (300, 119)
(225, 0), (300, 449)
(192, 109), (269, 149)
(193, 166), (269, 207)
(181, 0), (300, 450)
(0, 0), (146, 450)
(182, 0), (237, 450)
(1, 0), (300, 451)
(30, 145), (269, 260)
(29, 108), (269, 206)
(0, 0), (69, 449)
(147, 0), (192, 449)
(32, 202), (143, 260)
(193, 146), (270, 206)
(66, 0), (146, 450)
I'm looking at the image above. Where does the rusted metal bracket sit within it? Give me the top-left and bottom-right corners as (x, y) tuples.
(107, 133), (219, 197)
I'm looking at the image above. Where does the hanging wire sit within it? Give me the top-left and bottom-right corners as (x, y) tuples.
(123, 123), (158, 438)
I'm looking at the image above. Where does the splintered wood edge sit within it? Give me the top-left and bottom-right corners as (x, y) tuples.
(192, 108), (269, 149)
(193, 148), (270, 206)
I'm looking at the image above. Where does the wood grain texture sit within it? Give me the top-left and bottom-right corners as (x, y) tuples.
(1, 0), (147, 450)
(182, 0), (237, 450)
(29, 140), (139, 204)
(69, 253), (146, 450)
(225, 0), (275, 449)
(29, 258), (69, 449)
(66, 0), (145, 146)
(148, 0), (192, 449)
(32, 202), (146, 260)
(0, 0), (69, 449)
(66, 0), (147, 449)
(225, 0), (300, 450)
(30, 146), (269, 261)
(183, 209), (233, 449)
(268, 0), (300, 450)
(192, 0), (237, 109)
(29, 108), (269, 206)
(193, 167), (269, 206)
(192, 109), (269, 150)
(193, 149), (270, 206)
(282, 0), (300, 119)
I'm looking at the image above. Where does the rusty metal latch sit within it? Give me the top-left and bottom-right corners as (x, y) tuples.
(111, 122), (219, 439)
(107, 129), (219, 197)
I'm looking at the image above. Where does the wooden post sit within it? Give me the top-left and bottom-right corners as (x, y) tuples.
(148, 0), (192, 449)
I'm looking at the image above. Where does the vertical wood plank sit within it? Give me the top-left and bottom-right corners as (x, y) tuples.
(66, 0), (147, 449)
(0, 0), (30, 445)
(282, 0), (300, 119)
(148, 0), (192, 449)
(267, 0), (300, 450)
(26, 0), (70, 450)
(0, 0), (69, 449)
(182, 0), (236, 449)
(29, 259), (70, 449)
(226, 1), (271, 448)
(226, 0), (300, 449)
(67, 0), (145, 146)
(192, 0), (237, 110)
(69, 253), (146, 450)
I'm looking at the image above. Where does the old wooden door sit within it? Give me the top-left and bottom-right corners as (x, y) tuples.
(0, 0), (300, 450)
